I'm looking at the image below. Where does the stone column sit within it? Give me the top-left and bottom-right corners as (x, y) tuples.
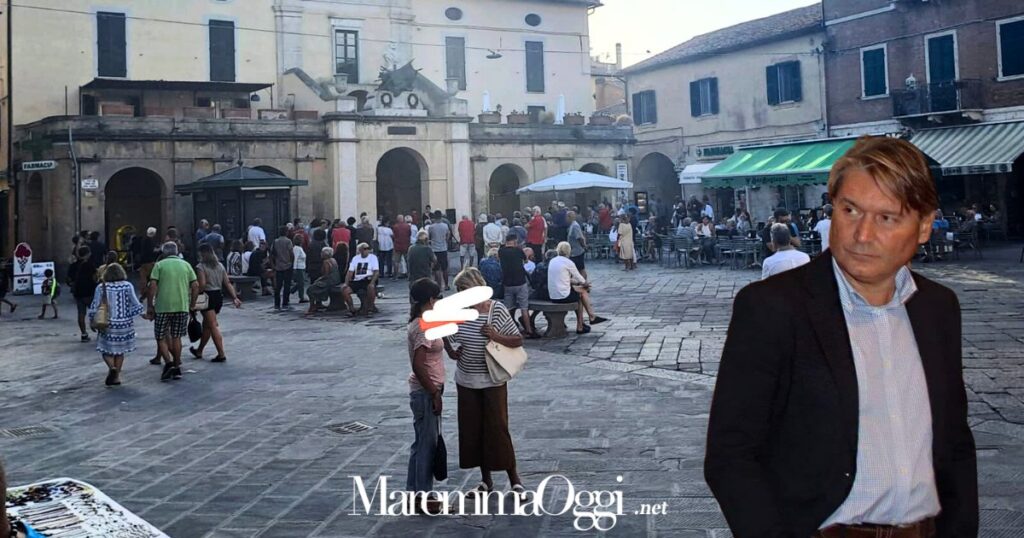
(326, 117), (359, 219)
(451, 123), (472, 219)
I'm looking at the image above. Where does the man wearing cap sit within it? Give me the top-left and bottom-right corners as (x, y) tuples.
(342, 243), (380, 316)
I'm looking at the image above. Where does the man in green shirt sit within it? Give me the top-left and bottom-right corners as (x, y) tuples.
(145, 242), (198, 381)
(406, 230), (436, 288)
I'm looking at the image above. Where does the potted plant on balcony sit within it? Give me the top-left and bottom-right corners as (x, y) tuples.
(507, 110), (530, 125)
(475, 102), (499, 123)
(564, 112), (586, 126)
(540, 111), (556, 124)
(588, 113), (614, 126)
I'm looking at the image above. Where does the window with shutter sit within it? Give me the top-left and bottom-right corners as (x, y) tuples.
(633, 91), (657, 125)
(526, 41), (545, 93)
(97, 12), (126, 78)
(861, 46), (887, 97)
(926, 33), (956, 84)
(766, 65), (779, 105)
(446, 37), (467, 90)
(999, 18), (1024, 78)
(334, 30), (359, 83)
(691, 78), (718, 116)
(209, 20), (235, 82)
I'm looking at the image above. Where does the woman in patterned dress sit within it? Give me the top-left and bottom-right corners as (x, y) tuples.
(88, 263), (145, 386)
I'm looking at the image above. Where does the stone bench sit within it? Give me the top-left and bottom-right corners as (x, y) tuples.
(527, 300), (579, 338)
(228, 276), (260, 301)
(327, 283), (385, 314)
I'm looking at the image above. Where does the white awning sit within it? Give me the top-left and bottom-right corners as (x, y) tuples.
(516, 170), (633, 194)
(679, 162), (718, 184)
(910, 121), (1024, 176)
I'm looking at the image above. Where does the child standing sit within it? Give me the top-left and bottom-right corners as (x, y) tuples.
(38, 269), (59, 319)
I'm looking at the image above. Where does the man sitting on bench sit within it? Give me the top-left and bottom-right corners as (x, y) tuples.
(548, 241), (609, 334)
(342, 242), (379, 317)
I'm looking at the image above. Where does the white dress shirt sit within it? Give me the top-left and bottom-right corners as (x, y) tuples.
(760, 248), (810, 279)
(814, 218), (832, 252)
(547, 255), (584, 300)
(821, 260), (940, 527)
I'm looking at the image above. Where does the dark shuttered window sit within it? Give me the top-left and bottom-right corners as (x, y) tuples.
(766, 61), (802, 105)
(862, 47), (887, 97)
(689, 77), (718, 117)
(525, 41), (545, 93)
(97, 12), (126, 78)
(334, 29), (359, 83)
(999, 19), (1024, 78)
(632, 90), (657, 125)
(209, 20), (236, 82)
(446, 37), (467, 90)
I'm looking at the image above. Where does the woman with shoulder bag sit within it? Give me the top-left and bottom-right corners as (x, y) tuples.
(189, 244), (242, 363)
(443, 267), (526, 496)
(87, 263), (145, 386)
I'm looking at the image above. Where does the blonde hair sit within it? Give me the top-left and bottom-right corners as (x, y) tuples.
(828, 135), (938, 216)
(486, 247), (499, 258)
(556, 241), (571, 257)
(102, 263), (127, 282)
(454, 266), (487, 292)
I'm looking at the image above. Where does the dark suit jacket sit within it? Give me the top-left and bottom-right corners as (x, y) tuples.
(705, 251), (978, 538)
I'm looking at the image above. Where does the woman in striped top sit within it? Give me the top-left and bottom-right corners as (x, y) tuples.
(443, 267), (526, 495)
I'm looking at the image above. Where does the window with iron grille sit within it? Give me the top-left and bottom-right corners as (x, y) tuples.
(335, 29), (359, 83)
(526, 41), (545, 93)
(209, 20), (235, 82)
(689, 78), (718, 117)
(97, 12), (126, 77)
(446, 37), (466, 90)
(632, 90), (657, 125)
(766, 61), (802, 105)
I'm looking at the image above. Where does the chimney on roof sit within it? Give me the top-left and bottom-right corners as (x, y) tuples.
(615, 43), (622, 70)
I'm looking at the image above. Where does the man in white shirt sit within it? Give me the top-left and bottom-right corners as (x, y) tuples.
(813, 204), (833, 252)
(761, 223), (810, 279)
(342, 243), (380, 316)
(482, 216), (503, 247)
(547, 241), (609, 334)
(247, 218), (267, 247)
(701, 196), (715, 222)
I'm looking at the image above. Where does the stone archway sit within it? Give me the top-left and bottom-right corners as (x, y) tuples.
(104, 167), (164, 254)
(579, 163), (609, 176)
(489, 164), (527, 219)
(634, 152), (678, 201)
(377, 148), (427, 220)
(254, 165), (286, 176)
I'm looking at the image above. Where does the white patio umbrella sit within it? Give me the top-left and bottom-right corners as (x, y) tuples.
(516, 170), (633, 194)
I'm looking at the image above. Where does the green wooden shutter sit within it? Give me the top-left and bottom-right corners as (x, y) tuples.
(1001, 20), (1024, 77)
(526, 41), (545, 93)
(97, 12), (126, 78)
(689, 81), (700, 117)
(209, 20), (235, 82)
(789, 61), (802, 102)
(647, 91), (657, 124)
(709, 78), (719, 114)
(766, 64), (780, 105)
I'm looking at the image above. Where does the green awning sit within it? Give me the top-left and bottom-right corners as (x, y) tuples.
(702, 139), (856, 189)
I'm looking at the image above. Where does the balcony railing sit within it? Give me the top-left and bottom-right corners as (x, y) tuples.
(892, 79), (982, 118)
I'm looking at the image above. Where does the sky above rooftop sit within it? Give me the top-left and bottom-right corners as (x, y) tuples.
(589, 0), (820, 67)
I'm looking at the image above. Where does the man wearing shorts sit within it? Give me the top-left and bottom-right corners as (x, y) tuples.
(566, 211), (589, 280)
(457, 214), (477, 269)
(428, 213), (451, 290)
(498, 234), (539, 339)
(145, 242), (198, 382)
(342, 243), (380, 316)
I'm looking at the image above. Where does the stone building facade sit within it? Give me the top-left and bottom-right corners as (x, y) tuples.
(2, 0), (633, 261)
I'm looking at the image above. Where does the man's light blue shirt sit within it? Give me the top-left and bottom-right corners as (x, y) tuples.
(822, 259), (941, 527)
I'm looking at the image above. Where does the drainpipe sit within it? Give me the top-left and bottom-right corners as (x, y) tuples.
(69, 126), (79, 233)
(6, 0), (14, 248)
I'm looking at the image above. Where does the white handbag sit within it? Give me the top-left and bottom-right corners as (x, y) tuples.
(484, 301), (529, 383)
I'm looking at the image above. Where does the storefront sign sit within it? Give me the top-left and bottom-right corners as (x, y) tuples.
(616, 163), (629, 182)
(941, 164), (1011, 176)
(12, 243), (33, 294)
(697, 145), (735, 159)
(31, 262), (54, 295)
(21, 160), (57, 171)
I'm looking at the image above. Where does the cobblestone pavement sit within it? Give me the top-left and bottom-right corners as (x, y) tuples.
(1, 245), (1022, 537)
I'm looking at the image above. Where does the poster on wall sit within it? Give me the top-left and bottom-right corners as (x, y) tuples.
(31, 262), (55, 295)
(616, 163), (629, 182)
(12, 242), (33, 295)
